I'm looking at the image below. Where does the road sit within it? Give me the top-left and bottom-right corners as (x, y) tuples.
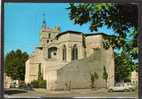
(4, 88), (138, 98)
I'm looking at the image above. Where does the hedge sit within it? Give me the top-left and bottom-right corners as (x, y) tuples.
(31, 80), (46, 88)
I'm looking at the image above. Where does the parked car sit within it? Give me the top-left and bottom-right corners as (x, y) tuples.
(125, 83), (136, 91)
(108, 83), (135, 92)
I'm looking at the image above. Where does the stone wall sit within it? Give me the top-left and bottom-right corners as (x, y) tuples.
(25, 31), (115, 90)
(52, 47), (114, 90)
(25, 48), (46, 84)
(52, 33), (85, 62)
(85, 35), (103, 57)
(4, 73), (12, 88)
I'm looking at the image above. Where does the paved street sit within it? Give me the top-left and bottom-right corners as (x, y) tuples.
(4, 88), (138, 98)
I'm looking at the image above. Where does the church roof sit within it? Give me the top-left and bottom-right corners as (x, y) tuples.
(56, 30), (83, 38)
(56, 30), (115, 39)
(84, 33), (114, 37)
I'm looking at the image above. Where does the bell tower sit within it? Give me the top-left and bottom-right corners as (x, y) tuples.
(40, 14), (51, 47)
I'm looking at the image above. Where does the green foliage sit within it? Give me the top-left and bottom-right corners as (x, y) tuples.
(115, 50), (136, 82)
(67, 3), (138, 49)
(31, 80), (39, 88)
(125, 30), (138, 60)
(4, 49), (29, 80)
(90, 73), (94, 83)
(102, 66), (108, 81)
(102, 66), (108, 88)
(94, 72), (99, 80)
(102, 40), (110, 49)
(90, 72), (99, 88)
(31, 80), (46, 88)
(68, 3), (138, 83)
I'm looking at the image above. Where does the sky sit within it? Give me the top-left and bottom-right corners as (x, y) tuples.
(4, 3), (115, 55)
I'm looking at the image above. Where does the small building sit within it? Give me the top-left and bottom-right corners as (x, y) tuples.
(131, 70), (138, 84)
(25, 18), (115, 90)
(4, 73), (12, 88)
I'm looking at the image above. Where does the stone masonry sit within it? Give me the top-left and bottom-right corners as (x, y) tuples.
(25, 19), (115, 90)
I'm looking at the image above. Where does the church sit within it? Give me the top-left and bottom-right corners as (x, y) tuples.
(25, 18), (115, 90)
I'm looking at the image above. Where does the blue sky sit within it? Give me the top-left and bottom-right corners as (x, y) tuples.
(4, 3), (115, 55)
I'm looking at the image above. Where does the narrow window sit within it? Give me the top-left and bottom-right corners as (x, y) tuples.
(48, 33), (51, 38)
(62, 45), (66, 61)
(38, 63), (43, 80)
(72, 44), (78, 60)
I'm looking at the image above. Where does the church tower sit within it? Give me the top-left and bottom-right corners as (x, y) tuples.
(40, 14), (60, 47)
(40, 14), (51, 47)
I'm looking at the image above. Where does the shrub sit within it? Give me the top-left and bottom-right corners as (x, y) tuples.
(90, 72), (99, 88)
(31, 80), (39, 88)
(38, 80), (46, 88)
(31, 80), (46, 88)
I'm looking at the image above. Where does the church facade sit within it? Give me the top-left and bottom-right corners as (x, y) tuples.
(25, 19), (115, 90)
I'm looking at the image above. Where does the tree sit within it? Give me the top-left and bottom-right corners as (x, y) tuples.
(90, 72), (99, 88)
(4, 49), (29, 81)
(102, 66), (108, 88)
(67, 3), (138, 83)
(67, 3), (138, 49)
(115, 50), (136, 82)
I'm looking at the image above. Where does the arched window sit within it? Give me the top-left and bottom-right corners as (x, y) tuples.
(48, 47), (57, 59)
(47, 40), (49, 43)
(71, 44), (78, 60)
(62, 45), (66, 61)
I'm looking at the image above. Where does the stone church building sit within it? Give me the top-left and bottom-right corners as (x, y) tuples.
(25, 19), (115, 90)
